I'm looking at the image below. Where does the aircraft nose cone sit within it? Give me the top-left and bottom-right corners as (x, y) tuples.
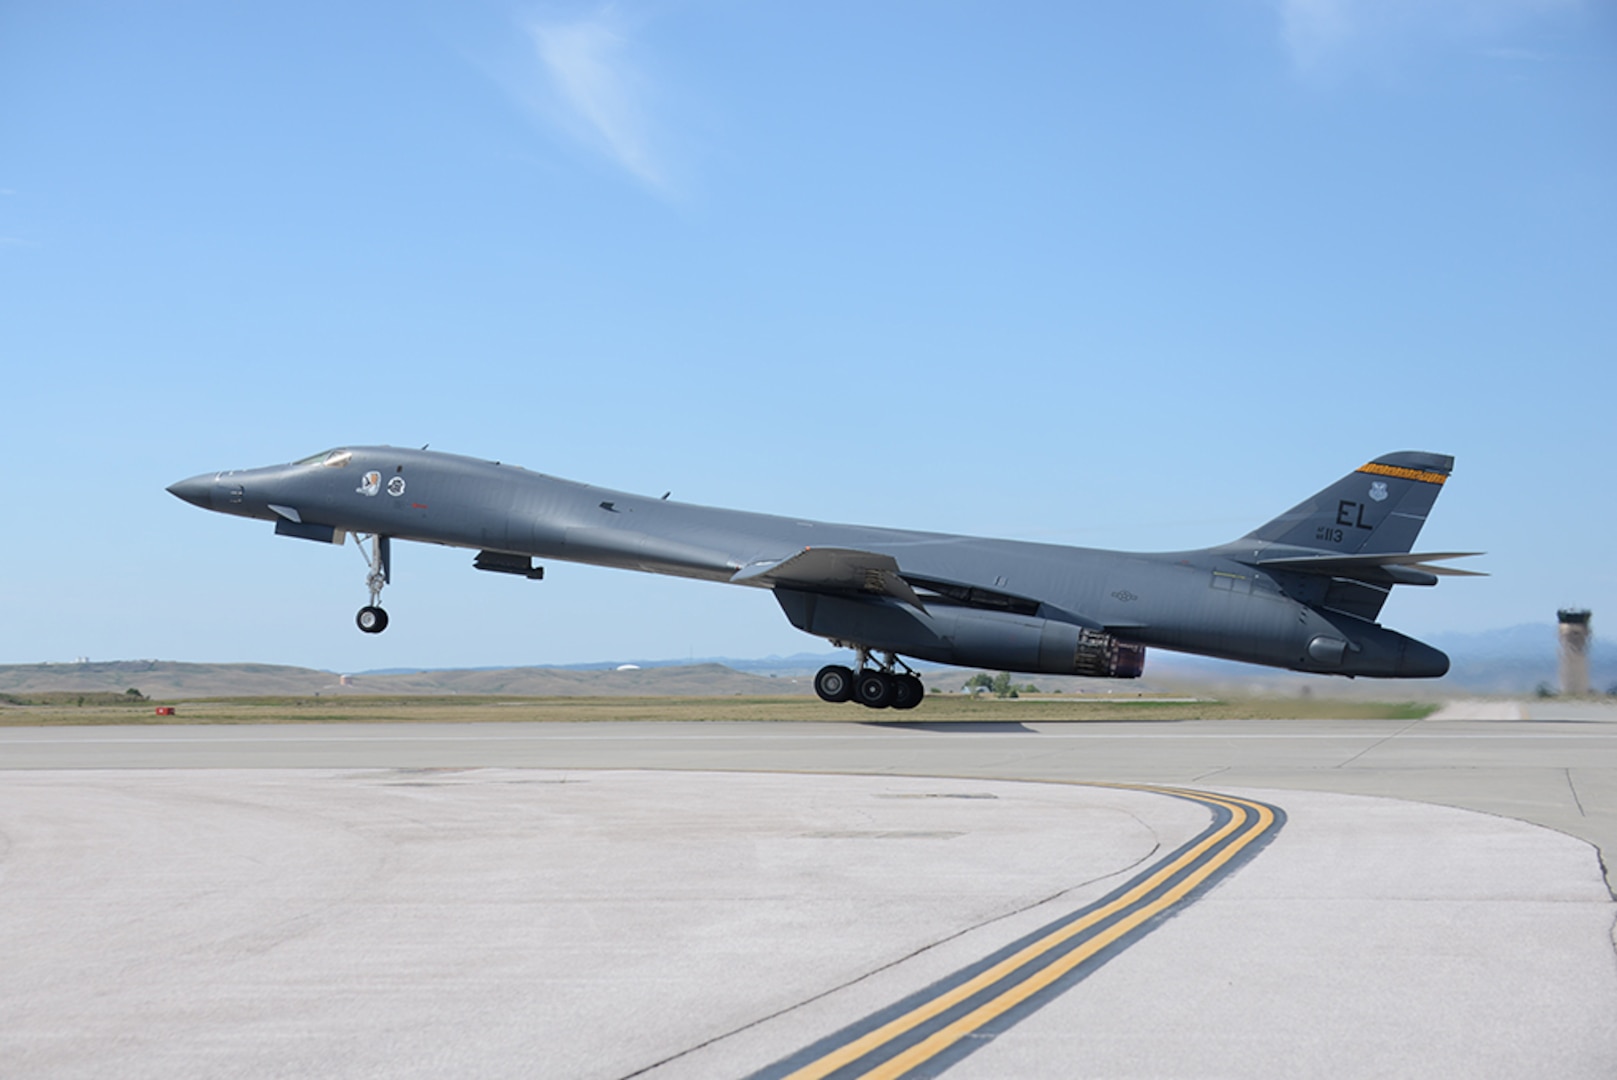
(167, 474), (214, 510)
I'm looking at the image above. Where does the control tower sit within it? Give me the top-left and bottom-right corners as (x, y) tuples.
(1558, 609), (1593, 697)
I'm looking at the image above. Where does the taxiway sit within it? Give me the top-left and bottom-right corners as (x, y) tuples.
(2, 700), (1615, 1078)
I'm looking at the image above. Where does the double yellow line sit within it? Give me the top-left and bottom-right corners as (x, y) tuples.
(762, 784), (1282, 1080)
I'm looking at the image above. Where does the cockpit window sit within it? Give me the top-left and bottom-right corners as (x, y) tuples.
(294, 449), (353, 468)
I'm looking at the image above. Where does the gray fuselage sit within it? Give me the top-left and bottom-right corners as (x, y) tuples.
(168, 446), (1451, 679)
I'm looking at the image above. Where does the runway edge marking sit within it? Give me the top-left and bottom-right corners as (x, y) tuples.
(750, 784), (1285, 1080)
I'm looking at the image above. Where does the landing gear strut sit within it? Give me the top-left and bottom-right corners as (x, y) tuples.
(354, 534), (392, 634)
(815, 648), (924, 710)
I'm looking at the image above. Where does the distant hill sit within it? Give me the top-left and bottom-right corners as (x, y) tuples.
(0, 660), (818, 701)
(1103, 623), (1613, 698)
(358, 651), (852, 678)
(2, 624), (1608, 701)
(1425, 623), (1613, 695)
(0, 661), (345, 699)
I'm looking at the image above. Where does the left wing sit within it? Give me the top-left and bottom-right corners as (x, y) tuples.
(731, 547), (928, 609)
(734, 545), (1066, 621)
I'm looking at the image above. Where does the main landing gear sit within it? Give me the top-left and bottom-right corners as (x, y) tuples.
(354, 534), (391, 634)
(814, 649), (924, 710)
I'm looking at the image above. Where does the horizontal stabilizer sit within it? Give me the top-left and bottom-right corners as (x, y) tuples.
(1256, 551), (1486, 587)
(732, 547), (926, 609)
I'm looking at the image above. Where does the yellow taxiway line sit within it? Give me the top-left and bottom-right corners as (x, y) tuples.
(766, 784), (1283, 1080)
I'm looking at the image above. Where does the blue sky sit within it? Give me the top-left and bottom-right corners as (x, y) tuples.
(1, 1), (1612, 671)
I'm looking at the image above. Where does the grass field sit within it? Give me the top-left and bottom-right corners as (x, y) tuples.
(0, 693), (1440, 726)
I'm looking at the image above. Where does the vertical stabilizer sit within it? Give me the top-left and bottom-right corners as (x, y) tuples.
(1243, 451), (1454, 556)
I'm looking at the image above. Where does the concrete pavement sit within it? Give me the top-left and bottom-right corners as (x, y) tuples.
(3, 702), (1616, 1077)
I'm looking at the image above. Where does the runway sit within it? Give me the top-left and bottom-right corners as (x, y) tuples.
(3, 701), (1616, 1077)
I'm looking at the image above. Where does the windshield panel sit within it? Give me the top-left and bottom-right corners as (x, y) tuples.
(293, 449), (352, 468)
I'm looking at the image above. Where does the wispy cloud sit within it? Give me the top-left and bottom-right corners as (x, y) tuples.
(521, 6), (670, 193)
(1275, 0), (1354, 68)
(1273, 0), (1581, 72)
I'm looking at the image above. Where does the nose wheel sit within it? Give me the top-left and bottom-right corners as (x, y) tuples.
(353, 534), (392, 634)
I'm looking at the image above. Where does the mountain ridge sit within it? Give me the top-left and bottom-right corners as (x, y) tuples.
(2, 624), (1607, 700)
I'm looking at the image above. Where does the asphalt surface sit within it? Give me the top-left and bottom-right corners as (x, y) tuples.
(3, 699), (1616, 1078)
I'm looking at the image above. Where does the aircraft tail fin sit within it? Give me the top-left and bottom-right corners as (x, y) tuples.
(1243, 451), (1455, 556)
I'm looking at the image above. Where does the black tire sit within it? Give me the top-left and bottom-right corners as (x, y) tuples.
(356, 605), (389, 634)
(814, 664), (855, 703)
(891, 674), (925, 710)
(855, 670), (895, 709)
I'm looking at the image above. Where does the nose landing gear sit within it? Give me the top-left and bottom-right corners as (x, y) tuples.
(815, 648), (924, 710)
(354, 534), (392, 634)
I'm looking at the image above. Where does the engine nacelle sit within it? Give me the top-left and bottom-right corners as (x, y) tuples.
(775, 589), (1144, 678)
(1073, 628), (1147, 679)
